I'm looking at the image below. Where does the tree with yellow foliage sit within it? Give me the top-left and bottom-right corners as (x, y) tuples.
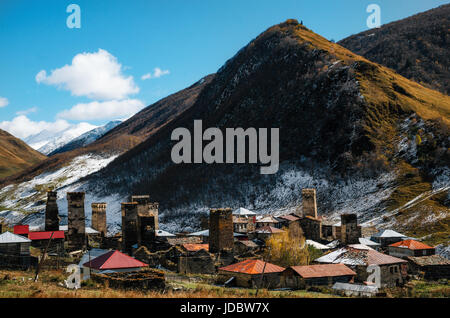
(264, 225), (310, 268)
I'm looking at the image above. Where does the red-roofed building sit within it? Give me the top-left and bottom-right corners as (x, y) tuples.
(28, 230), (65, 254)
(181, 243), (209, 253)
(254, 225), (285, 240)
(388, 239), (435, 258)
(282, 264), (356, 289)
(13, 225), (29, 236)
(83, 250), (148, 273)
(218, 259), (285, 288)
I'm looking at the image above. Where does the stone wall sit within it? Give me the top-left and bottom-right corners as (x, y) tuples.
(121, 202), (139, 255)
(130, 195), (159, 230)
(340, 214), (361, 245)
(67, 192), (86, 251)
(45, 191), (59, 231)
(209, 208), (234, 253)
(91, 203), (107, 236)
(301, 189), (317, 218)
(91, 269), (165, 290)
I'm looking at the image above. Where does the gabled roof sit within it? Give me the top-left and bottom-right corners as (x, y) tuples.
(0, 231), (31, 244)
(156, 229), (175, 237)
(83, 250), (148, 270)
(372, 229), (406, 238)
(256, 216), (279, 223)
(78, 249), (111, 267)
(315, 246), (407, 266)
(28, 231), (65, 240)
(277, 215), (300, 222)
(255, 226), (285, 234)
(389, 239), (434, 250)
(306, 239), (330, 250)
(182, 243), (209, 252)
(233, 207), (257, 216)
(288, 264), (356, 278)
(219, 259), (285, 274)
(359, 238), (380, 246)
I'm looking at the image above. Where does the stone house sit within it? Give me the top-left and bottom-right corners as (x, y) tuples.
(218, 259), (285, 289)
(388, 240), (435, 258)
(315, 245), (408, 287)
(281, 264), (356, 289)
(371, 229), (408, 248)
(406, 255), (450, 280)
(0, 232), (35, 269)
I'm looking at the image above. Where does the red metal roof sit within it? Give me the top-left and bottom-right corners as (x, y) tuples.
(288, 264), (356, 278)
(13, 225), (29, 235)
(389, 239), (434, 250)
(28, 231), (65, 240)
(83, 250), (148, 270)
(182, 244), (209, 252)
(278, 215), (300, 222)
(219, 259), (285, 275)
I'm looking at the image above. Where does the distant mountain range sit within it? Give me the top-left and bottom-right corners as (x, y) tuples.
(0, 129), (46, 178)
(24, 122), (97, 155)
(48, 120), (122, 156)
(339, 4), (449, 95)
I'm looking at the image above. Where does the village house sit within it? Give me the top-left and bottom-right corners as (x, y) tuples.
(406, 254), (450, 280)
(83, 249), (148, 276)
(14, 225), (65, 255)
(218, 259), (285, 289)
(252, 226), (285, 241)
(233, 208), (257, 234)
(178, 246), (215, 275)
(371, 229), (408, 248)
(234, 240), (259, 256)
(0, 231), (35, 269)
(256, 215), (281, 229)
(281, 264), (356, 289)
(388, 239), (435, 258)
(358, 237), (381, 251)
(315, 245), (408, 287)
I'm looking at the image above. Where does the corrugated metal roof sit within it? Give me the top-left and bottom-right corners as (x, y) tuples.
(255, 226), (285, 234)
(0, 231), (31, 243)
(219, 259), (285, 274)
(28, 231), (65, 240)
(156, 229), (175, 237)
(389, 239), (434, 250)
(315, 246), (407, 266)
(59, 225), (99, 234)
(359, 238), (380, 246)
(306, 240), (330, 250)
(372, 229), (406, 238)
(406, 254), (450, 266)
(187, 229), (245, 237)
(13, 225), (29, 235)
(288, 264), (356, 278)
(332, 282), (378, 293)
(233, 208), (257, 216)
(83, 250), (148, 270)
(182, 243), (209, 252)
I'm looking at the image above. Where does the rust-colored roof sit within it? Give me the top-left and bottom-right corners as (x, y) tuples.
(255, 226), (285, 234)
(182, 243), (209, 252)
(389, 240), (434, 250)
(288, 264), (356, 278)
(83, 250), (148, 270)
(219, 259), (285, 274)
(278, 215), (300, 222)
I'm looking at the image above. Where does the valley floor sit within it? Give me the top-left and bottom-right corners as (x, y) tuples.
(0, 269), (448, 298)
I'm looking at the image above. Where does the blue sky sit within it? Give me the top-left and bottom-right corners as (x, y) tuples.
(0, 0), (448, 139)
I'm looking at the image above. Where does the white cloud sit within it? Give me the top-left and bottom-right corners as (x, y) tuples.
(0, 115), (71, 139)
(57, 99), (145, 121)
(16, 107), (38, 116)
(141, 67), (170, 80)
(0, 96), (9, 108)
(35, 49), (139, 100)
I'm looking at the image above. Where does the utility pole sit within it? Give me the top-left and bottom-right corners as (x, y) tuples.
(34, 231), (54, 282)
(256, 246), (271, 296)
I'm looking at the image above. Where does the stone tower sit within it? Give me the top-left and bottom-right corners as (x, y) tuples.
(67, 192), (86, 251)
(45, 191), (59, 231)
(91, 203), (107, 237)
(121, 202), (139, 255)
(209, 208), (234, 253)
(130, 195), (159, 230)
(302, 188), (317, 218)
(340, 213), (361, 245)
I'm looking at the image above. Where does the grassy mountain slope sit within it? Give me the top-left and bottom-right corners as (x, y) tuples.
(77, 20), (449, 242)
(0, 129), (46, 179)
(339, 4), (450, 95)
